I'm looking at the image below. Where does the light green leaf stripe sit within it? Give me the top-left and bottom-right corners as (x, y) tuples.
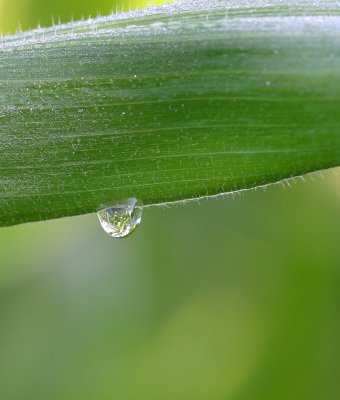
(1, 0), (340, 226)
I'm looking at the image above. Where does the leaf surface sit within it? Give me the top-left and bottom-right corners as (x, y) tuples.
(1, 0), (340, 225)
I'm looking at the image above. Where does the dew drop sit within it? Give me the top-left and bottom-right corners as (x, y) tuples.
(97, 198), (142, 238)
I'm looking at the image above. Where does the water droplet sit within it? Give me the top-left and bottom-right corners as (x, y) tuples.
(97, 198), (142, 238)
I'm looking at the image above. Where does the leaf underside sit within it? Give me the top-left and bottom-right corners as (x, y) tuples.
(1, 0), (340, 226)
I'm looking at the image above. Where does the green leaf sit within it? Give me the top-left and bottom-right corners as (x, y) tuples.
(1, 0), (340, 226)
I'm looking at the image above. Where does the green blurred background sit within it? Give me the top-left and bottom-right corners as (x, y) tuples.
(1, 1), (340, 399)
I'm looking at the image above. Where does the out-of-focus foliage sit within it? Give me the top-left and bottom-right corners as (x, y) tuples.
(0, 1), (339, 400)
(0, 173), (340, 400)
(0, 0), (166, 34)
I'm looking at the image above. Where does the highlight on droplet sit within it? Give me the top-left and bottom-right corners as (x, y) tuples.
(97, 198), (143, 238)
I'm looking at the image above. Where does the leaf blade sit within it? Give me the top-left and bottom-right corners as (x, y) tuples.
(1, 0), (340, 226)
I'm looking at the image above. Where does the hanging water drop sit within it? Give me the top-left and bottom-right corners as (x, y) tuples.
(97, 198), (142, 238)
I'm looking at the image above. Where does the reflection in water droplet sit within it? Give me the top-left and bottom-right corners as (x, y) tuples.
(97, 198), (142, 238)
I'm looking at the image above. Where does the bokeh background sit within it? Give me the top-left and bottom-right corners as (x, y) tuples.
(1, 1), (340, 399)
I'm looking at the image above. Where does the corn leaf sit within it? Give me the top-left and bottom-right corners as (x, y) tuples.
(1, 0), (340, 226)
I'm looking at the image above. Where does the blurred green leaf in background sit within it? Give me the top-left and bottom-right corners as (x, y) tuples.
(0, 0), (166, 34)
(0, 1), (340, 400)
